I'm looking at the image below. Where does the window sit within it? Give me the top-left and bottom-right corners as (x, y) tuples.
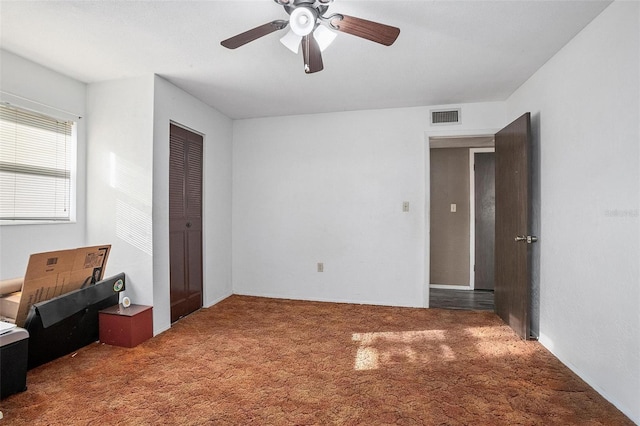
(0, 104), (75, 222)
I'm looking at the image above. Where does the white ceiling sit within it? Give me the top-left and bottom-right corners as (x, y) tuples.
(0, 0), (611, 119)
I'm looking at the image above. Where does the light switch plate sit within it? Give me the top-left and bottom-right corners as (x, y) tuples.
(450, 203), (457, 213)
(403, 202), (410, 212)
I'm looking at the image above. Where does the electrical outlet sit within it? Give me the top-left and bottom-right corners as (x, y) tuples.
(403, 201), (410, 212)
(317, 262), (324, 272)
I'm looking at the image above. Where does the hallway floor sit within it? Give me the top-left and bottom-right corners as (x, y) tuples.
(429, 288), (494, 311)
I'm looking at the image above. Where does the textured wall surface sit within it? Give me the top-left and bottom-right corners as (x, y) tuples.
(507, 2), (640, 421)
(0, 50), (87, 278)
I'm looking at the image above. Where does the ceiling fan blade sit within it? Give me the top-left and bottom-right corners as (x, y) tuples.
(302, 34), (323, 74)
(329, 14), (400, 46)
(221, 20), (288, 49)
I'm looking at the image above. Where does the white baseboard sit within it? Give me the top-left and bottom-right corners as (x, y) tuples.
(430, 284), (473, 290)
(203, 292), (233, 308)
(231, 291), (422, 309)
(538, 333), (639, 424)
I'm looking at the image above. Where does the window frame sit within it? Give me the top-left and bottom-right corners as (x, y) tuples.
(0, 99), (78, 226)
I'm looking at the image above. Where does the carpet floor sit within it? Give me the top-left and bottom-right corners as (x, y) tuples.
(0, 295), (633, 425)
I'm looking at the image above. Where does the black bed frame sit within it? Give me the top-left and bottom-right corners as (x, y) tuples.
(24, 273), (124, 369)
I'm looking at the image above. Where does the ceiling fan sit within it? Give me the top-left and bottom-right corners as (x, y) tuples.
(220, 0), (400, 74)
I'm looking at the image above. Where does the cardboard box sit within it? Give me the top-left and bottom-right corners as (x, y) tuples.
(13, 245), (111, 327)
(0, 292), (21, 320)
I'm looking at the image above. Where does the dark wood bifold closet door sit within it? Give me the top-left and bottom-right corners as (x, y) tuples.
(169, 123), (203, 323)
(495, 113), (533, 339)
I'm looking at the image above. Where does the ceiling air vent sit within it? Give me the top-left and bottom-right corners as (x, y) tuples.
(431, 109), (461, 125)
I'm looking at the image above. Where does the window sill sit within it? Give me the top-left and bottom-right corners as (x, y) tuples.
(0, 220), (77, 226)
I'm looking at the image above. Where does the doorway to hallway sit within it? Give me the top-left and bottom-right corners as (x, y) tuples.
(428, 135), (495, 310)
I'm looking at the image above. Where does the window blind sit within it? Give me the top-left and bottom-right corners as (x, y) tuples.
(0, 104), (74, 221)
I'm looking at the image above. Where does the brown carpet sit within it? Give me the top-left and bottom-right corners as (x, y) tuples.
(0, 295), (633, 425)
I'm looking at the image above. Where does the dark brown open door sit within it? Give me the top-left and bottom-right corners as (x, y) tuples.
(495, 113), (535, 339)
(169, 123), (203, 323)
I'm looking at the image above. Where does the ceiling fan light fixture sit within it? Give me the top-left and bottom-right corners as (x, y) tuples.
(280, 30), (302, 53)
(313, 25), (337, 52)
(221, 0), (401, 74)
(290, 7), (316, 36)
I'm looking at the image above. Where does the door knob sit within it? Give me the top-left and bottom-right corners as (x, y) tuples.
(186, 221), (192, 228)
(515, 235), (537, 243)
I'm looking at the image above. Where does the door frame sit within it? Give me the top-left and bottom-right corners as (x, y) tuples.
(169, 121), (205, 323)
(468, 147), (495, 290)
(424, 130), (499, 308)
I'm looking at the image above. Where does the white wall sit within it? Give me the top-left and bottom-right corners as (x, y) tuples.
(0, 50), (87, 279)
(86, 75), (233, 335)
(152, 76), (233, 334)
(3, 65), (233, 335)
(86, 76), (156, 324)
(506, 2), (639, 422)
(232, 102), (505, 308)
